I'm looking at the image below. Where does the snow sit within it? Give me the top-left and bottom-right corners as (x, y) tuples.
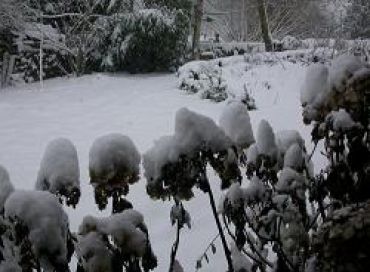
(328, 54), (365, 92)
(79, 209), (148, 256)
(35, 138), (80, 203)
(174, 107), (231, 153)
(230, 242), (252, 272)
(144, 107), (232, 186)
(300, 63), (329, 121)
(246, 143), (259, 165)
(275, 130), (305, 167)
(283, 144), (305, 171)
(89, 133), (141, 185)
(0, 54), (320, 271)
(0, 165), (14, 210)
(244, 175), (269, 204)
(326, 109), (357, 132)
(219, 101), (255, 150)
(76, 232), (113, 272)
(256, 120), (278, 162)
(4, 190), (69, 271)
(276, 167), (306, 200)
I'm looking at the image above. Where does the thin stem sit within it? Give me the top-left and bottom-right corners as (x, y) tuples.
(205, 179), (234, 272)
(169, 220), (181, 272)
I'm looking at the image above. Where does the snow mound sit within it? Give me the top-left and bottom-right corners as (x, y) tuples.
(89, 133), (141, 186)
(275, 130), (305, 167)
(0, 165), (14, 210)
(219, 102), (255, 149)
(79, 209), (148, 257)
(35, 138), (80, 207)
(4, 190), (69, 271)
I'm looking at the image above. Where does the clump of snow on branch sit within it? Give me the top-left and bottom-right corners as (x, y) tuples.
(328, 55), (365, 92)
(76, 232), (113, 272)
(174, 108), (232, 153)
(326, 109), (358, 132)
(256, 120), (278, 162)
(301, 54), (369, 124)
(4, 190), (69, 271)
(35, 138), (80, 207)
(144, 108), (232, 182)
(89, 133), (141, 187)
(219, 101), (255, 150)
(0, 165), (14, 210)
(79, 209), (148, 257)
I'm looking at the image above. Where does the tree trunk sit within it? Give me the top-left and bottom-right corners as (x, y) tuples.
(257, 0), (273, 52)
(1, 52), (9, 88)
(192, 0), (204, 60)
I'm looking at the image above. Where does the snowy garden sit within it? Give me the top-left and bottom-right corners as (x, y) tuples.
(1, 1), (370, 272)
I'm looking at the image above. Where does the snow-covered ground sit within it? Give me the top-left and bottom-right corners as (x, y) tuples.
(0, 60), (324, 271)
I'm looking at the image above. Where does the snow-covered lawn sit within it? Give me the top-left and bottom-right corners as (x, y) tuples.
(0, 61), (322, 271)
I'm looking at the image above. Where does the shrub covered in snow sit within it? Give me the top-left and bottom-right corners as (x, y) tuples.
(144, 108), (239, 200)
(300, 54), (370, 124)
(299, 53), (370, 271)
(178, 61), (228, 103)
(89, 133), (140, 212)
(77, 209), (157, 272)
(100, 6), (189, 73)
(36, 138), (80, 208)
(4, 190), (71, 271)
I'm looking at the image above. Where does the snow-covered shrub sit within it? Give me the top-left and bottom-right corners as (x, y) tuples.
(219, 101), (255, 150)
(299, 53), (370, 271)
(36, 138), (80, 208)
(313, 200), (370, 272)
(101, 6), (189, 73)
(4, 190), (71, 271)
(144, 107), (240, 272)
(144, 108), (239, 200)
(301, 54), (369, 124)
(77, 209), (157, 272)
(178, 61), (228, 102)
(216, 115), (316, 272)
(89, 133), (140, 212)
(281, 36), (301, 51)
